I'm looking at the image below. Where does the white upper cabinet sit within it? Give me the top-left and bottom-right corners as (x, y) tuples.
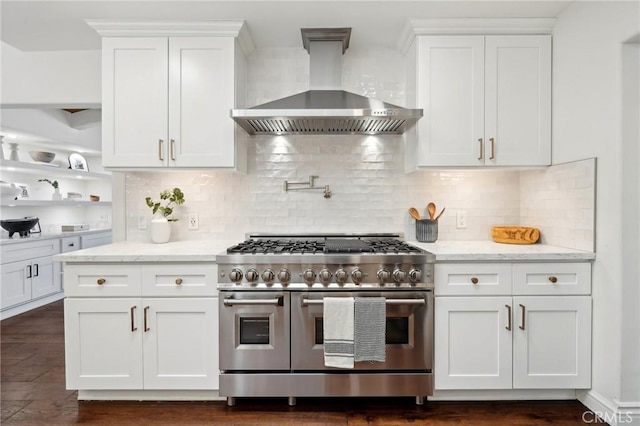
(93, 21), (252, 171)
(404, 22), (552, 170)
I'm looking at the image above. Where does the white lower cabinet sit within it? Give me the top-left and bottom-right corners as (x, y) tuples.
(1, 255), (61, 310)
(434, 261), (592, 391)
(64, 263), (219, 392)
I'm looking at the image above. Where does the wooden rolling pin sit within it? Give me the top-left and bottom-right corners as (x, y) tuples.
(491, 226), (540, 244)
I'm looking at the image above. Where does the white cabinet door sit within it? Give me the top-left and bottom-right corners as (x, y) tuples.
(31, 256), (61, 299)
(102, 37), (169, 168)
(513, 296), (591, 389)
(435, 297), (513, 389)
(415, 36), (485, 166)
(65, 298), (143, 389)
(142, 298), (219, 389)
(81, 231), (113, 249)
(169, 37), (235, 167)
(484, 36), (551, 166)
(0, 260), (31, 309)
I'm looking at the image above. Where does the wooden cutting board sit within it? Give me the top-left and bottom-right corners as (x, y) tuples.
(491, 226), (540, 244)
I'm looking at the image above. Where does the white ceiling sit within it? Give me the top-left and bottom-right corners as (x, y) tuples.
(1, 0), (572, 52)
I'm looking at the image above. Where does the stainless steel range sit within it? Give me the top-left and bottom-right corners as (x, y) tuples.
(216, 234), (435, 406)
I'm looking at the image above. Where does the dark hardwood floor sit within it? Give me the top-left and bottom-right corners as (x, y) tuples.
(2, 300), (599, 425)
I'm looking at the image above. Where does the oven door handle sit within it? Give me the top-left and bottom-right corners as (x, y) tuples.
(302, 298), (425, 306)
(223, 296), (283, 306)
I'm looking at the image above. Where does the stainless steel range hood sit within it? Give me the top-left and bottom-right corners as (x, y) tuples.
(231, 28), (423, 136)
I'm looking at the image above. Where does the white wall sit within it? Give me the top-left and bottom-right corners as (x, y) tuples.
(553, 0), (640, 421)
(0, 41), (100, 107)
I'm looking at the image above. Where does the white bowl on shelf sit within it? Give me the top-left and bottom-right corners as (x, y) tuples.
(28, 151), (56, 163)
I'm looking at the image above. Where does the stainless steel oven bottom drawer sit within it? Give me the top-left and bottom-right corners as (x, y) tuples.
(220, 372), (433, 398)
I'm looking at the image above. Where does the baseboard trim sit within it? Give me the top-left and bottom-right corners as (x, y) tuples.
(430, 389), (577, 401)
(77, 389), (224, 401)
(579, 390), (640, 425)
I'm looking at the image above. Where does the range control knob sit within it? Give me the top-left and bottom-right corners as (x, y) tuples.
(335, 269), (348, 284)
(262, 268), (275, 283)
(351, 268), (364, 284)
(409, 268), (422, 283)
(318, 269), (332, 284)
(229, 268), (243, 283)
(393, 268), (407, 283)
(377, 269), (391, 284)
(245, 268), (259, 283)
(277, 269), (291, 284)
(302, 269), (316, 285)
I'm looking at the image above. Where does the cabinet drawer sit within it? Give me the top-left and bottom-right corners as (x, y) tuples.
(64, 264), (141, 297)
(435, 263), (512, 295)
(141, 264), (217, 296)
(81, 232), (112, 249)
(512, 263), (591, 295)
(61, 237), (81, 253)
(1, 239), (61, 264)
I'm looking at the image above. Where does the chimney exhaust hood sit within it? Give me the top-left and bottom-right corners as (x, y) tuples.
(231, 28), (423, 136)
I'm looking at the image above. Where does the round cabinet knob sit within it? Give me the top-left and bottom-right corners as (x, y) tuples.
(319, 269), (332, 284)
(245, 268), (259, 283)
(471, 277), (479, 285)
(335, 269), (348, 284)
(97, 278), (106, 285)
(262, 269), (275, 283)
(409, 268), (422, 283)
(548, 276), (558, 284)
(393, 269), (407, 284)
(229, 268), (243, 283)
(277, 268), (291, 284)
(351, 268), (364, 284)
(302, 269), (317, 285)
(377, 269), (390, 284)
(175, 278), (183, 285)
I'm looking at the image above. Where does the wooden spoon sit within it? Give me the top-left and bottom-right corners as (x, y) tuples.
(408, 207), (421, 220)
(434, 207), (446, 221)
(427, 202), (436, 220)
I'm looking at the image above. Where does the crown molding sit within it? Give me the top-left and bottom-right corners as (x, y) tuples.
(86, 20), (254, 55)
(398, 18), (556, 53)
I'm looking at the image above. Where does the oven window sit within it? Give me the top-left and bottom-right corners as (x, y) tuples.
(315, 317), (409, 345)
(239, 317), (270, 344)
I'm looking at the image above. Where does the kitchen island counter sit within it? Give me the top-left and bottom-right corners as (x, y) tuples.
(54, 239), (238, 263)
(410, 240), (595, 261)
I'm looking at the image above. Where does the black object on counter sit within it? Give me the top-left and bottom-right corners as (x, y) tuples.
(1, 217), (40, 238)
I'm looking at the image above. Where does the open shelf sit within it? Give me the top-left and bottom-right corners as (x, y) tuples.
(0, 159), (111, 181)
(2, 200), (112, 208)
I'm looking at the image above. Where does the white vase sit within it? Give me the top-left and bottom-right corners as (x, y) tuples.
(52, 188), (62, 200)
(150, 214), (171, 244)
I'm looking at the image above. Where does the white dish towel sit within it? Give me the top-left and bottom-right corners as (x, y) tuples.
(323, 297), (354, 369)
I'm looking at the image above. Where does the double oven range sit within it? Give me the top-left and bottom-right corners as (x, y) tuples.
(217, 234), (435, 406)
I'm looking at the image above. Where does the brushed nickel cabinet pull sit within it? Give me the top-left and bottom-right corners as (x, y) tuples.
(170, 139), (176, 161)
(505, 304), (512, 331)
(519, 304), (526, 330)
(144, 306), (150, 332)
(489, 137), (495, 160)
(158, 139), (164, 161)
(130, 306), (137, 332)
(97, 278), (106, 285)
(175, 278), (183, 285)
(471, 277), (479, 285)
(548, 276), (558, 284)
(478, 138), (484, 160)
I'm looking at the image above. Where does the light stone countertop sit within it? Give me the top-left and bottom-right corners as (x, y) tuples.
(409, 240), (595, 261)
(1, 228), (112, 246)
(53, 240), (239, 263)
(54, 238), (595, 263)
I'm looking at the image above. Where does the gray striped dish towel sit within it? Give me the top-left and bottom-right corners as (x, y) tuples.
(323, 297), (354, 369)
(354, 297), (386, 362)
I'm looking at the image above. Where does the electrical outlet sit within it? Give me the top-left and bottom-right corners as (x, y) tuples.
(456, 211), (468, 229)
(137, 212), (147, 230)
(188, 213), (199, 230)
